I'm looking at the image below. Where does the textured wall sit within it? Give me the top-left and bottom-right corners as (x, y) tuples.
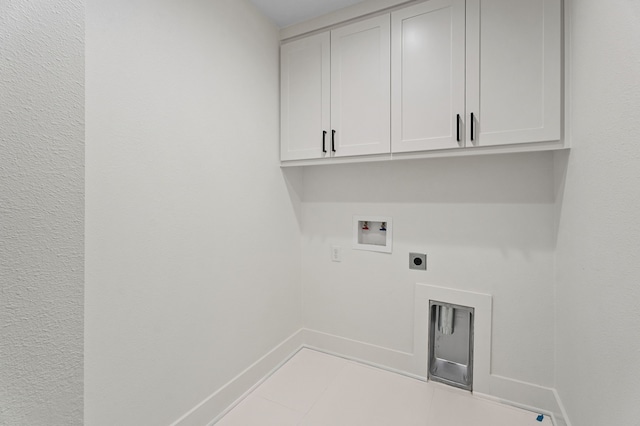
(554, 0), (640, 425)
(85, 0), (302, 424)
(0, 1), (84, 425)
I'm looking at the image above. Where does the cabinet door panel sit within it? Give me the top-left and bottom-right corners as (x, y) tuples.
(392, 0), (465, 152)
(331, 15), (391, 157)
(467, 0), (561, 146)
(281, 33), (330, 161)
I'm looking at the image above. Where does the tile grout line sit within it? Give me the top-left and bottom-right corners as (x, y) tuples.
(254, 395), (307, 417)
(295, 361), (352, 425)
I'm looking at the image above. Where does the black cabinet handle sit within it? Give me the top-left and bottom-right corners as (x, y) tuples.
(331, 130), (336, 152)
(470, 112), (475, 142)
(456, 114), (461, 142)
(322, 130), (327, 153)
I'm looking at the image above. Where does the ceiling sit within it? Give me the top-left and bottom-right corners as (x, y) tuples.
(249, 0), (367, 28)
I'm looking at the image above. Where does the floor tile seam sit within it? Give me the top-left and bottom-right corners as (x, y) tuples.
(256, 355), (352, 417)
(252, 394), (307, 418)
(302, 346), (432, 386)
(429, 387), (551, 425)
(343, 359), (438, 402)
(295, 361), (352, 423)
(426, 383), (437, 414)
(254, 350), (351, 413)
(339, 353), (431, 387)
(254, 389), (304, 413)
(451, 387), (546, 417)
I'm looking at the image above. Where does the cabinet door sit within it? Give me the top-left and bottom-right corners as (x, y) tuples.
(391, 0), (465, 153)
(281, 33), (330, 161)
(466, 0), (561, 147)
(331, 15), (391, 157)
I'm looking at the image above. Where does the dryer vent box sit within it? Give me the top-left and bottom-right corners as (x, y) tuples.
(428, 300), (474, 391)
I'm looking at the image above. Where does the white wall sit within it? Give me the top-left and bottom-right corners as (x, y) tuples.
(302, 152), (557, 387)
(554, 1), (640, 425)
(85, 0), (302, 424)
(0, 1), (84, 424)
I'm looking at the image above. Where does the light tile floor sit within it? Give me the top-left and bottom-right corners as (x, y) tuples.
(216, 348), (553, 426)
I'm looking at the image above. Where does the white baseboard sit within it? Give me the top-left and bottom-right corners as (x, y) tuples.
(300, 328), (418, 377)
(303, 327), (567, 425)
(300, 283), (569, 425)
(551, 388), (572, 426)
(170, 329), (305, 426)
(172, 284), (572, 426)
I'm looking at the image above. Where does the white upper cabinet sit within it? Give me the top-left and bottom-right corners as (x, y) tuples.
(331, 15), (391, 157)
(466, 0), (562, 147)
(280, 0), (564, 164)
(280, 15), (391, 161)
(280, 33), (330, 161)
(391, 0), (466, 153)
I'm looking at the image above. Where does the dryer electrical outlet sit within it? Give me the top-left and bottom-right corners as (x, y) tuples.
(409, 253), (427, 270)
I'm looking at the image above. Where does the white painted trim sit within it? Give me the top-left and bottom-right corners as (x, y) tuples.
(302, 325), (563, 423)
(301, 328), (416, 375)
(280, 0), (416, 40)
(280, 143), (569, 168)
(173, 320), (570, 425)
(562, 0), (571, 149)
(479, 374), (561, 419)
(552, 388), (573, 426)
(170, 330), (305, 426)
(300, 283), (562, 418)
(475, 391), (563, 426)
(416, 284), (562, 418)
